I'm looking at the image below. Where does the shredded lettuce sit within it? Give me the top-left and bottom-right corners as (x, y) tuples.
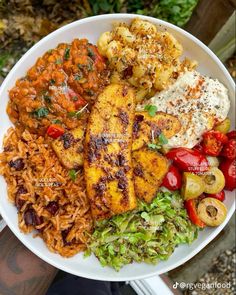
(86, 191), (198, 271)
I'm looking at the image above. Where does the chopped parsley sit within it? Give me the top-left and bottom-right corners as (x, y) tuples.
(43, 94), (51, 104)
(148, 132), (168, 150)
(64, 47), (70, 60)
(159, 133), (168, 145)
(88, 47), (95, 58)
(86, 89), (94, 96)
(72, 96), (78, 101)
(52, 119), (62, 124)
(31, 107), (49, 118)
(69, 169), (78, 181)
(87, 61), (94, 71)
(49, 79), (56, 85)
(144, 105), (157, 117)
(74, 73), (83, 81)
(55, 58), (62, 64)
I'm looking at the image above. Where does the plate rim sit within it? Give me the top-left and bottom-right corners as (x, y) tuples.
(0, 13), (235, 281)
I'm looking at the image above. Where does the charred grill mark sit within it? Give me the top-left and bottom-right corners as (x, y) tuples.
(93, 179), (106, 196)
(122, 85), (129, 97)
(118, 110), (129, 127)
(133, 114), (144, 137)
(133, 165), (144, 177)
(117, 154), (126, 166)
(87, 135), (108, 163)
(60, 133), (75, 149)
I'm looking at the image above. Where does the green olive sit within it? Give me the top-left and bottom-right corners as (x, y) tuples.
(197, 197), (227, 226)
(181, 172), (205, 200)
(206, 156), (219, 167)
(201, 167), (225, 194)
(214, 117), (231, 134)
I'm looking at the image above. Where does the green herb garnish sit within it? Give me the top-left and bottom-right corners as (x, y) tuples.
(52, 119), (62, 124)
(64, 47), (70, 60)
(158, 133), (168, 145)
(43, 94), (51, 104)
(87, 61), (94, 72)
(31, 107), (49, 118)
(74, 73), (83, 81)
(55, 58), (62, 64)
(88, 47), (95, 58)
(69, 169), (78, 181)
(148, 132), (168, 150)
(144, 105), (157, 117)
(49, 79), (56, 85)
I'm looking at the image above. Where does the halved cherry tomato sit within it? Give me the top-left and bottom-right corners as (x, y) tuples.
(193, 143), (203, 153)
(202, 130), (228, 156)
(161, 165), (182, 191)
(185, 199), (206, 228)
(221, 139), (236, 160)
(206, 191), (225, 202)
(166, 148), (209, 173)
(219, 159), (236, 191)
(47, 124), (64, 139)
(226, 130), (236, 140)
(67, 88), (86, 109)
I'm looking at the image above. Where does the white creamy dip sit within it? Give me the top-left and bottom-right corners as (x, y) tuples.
(141, 70), (230, 148)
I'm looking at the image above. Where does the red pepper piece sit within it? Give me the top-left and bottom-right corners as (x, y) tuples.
(219, 159), (236, 191)
(206, 191), (225, 202)
(166, 147), (209, 173)
(161, 164), (182, 191)
(47, 124), (64, 139)
(221, 139), (236, 160)
(202, 130), (228, 156)
(226, 130), (236, 140)
(185, 199), (206, 228)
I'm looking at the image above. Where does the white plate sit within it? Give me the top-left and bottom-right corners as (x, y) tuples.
(0, 14), (235, 281)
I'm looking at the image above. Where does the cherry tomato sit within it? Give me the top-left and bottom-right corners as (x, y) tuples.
(184, 199), (206, 228)
(202, 130), (228, 156)
(206, 191), (225, 202)
(46, 124), (64, 139)
(221, 139), (236, 160)
(219, 159), (236, 191)
(67, 88), (86, 109)
(226, 130), (236, 140)
(166, 148), (209, 173)
(161, 165), (182, 191)
(193, 143), (203, 153)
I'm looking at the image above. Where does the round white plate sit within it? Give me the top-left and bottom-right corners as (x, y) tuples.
(0, 14), (235, 281)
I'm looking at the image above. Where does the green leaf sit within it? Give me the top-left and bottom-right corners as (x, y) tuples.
(144, 105), (157, 117)
(31, 107), (49, 118)
(64, 48), (70, 60)
(69, 169), (77, 181)
(49, 79), (56, 85)
(52, 119), (62, 125)
(88, 47), (95, 58)
(141, 212), (150, 222)
(158, 133), (168, 145)
(55, 58), (62, 64)
(147, 143), (161, 150)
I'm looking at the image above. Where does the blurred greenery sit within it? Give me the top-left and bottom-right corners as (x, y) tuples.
(0, 0), (199, 78)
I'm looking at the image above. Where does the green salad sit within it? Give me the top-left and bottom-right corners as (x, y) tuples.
(86, 191), (198, 271)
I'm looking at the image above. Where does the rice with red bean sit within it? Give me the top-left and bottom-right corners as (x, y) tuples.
(0, 127), (93, 257)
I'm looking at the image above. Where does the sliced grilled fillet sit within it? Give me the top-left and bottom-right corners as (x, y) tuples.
(132, 147), (169, 203)
(51, 126), (85, 169)
(132, 112), (181, 151)
(84, 84), (137, 220)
